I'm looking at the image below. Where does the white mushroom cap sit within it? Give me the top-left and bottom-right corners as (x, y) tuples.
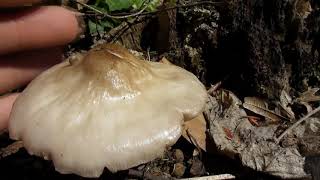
(8, 44), (207, 177)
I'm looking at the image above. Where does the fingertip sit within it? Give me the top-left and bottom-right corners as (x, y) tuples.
(0, 93), (19, 131)
(0, 6), (83, 54)
(0, 0), (41, 7)
(0, 47), (63, 94)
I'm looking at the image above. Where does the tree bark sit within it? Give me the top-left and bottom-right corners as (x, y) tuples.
(175, 0), (320, 99)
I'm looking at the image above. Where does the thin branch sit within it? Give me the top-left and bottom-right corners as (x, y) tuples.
(72, 0), (148, 19)
(104, 17), (145, 42)
(274, 106), (320, 144)
(72, 0), (104, 15)
(138, 1), (225, 16)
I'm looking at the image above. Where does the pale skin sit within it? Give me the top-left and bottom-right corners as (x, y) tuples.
(0, 0), (82, 130)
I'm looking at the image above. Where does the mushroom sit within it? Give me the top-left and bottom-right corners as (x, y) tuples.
(8, 44), (207, 177)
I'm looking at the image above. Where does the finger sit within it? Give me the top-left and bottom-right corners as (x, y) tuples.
(0, 6), (82, 55)
(0, 93), (19, 131)
(0, 47), (63, 94)
(0, 0), (41, 7)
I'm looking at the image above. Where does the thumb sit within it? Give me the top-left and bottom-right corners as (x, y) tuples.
(0, 93), (19, 131)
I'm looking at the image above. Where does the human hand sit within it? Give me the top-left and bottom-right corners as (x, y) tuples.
(0, 0), (83, 130)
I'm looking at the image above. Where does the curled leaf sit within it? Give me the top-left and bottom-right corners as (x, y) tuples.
(279, 90), (295, 119)
(243, 97), (288, 122)
(182, 114), (207, 151)
(297, 88), (320, 103)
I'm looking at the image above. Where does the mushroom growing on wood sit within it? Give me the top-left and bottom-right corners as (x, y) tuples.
(8, 44), (207, 177)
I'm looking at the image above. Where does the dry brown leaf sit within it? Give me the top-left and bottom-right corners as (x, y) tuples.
(280, 90), (293, 105)
(182, 114), (207, 151)
(243, 97), (288, 122)
(297, 88), (320, 102)
(206, 92), (308, 179)
(244, 97), (267, 108)
(279, 90), (295, 119)
(160, 56), (207, 150)
(207, 81), (222, 95)
(295, 0), (312, 19)
(0, 141), (23, 159)
(300, 101), (313, 113)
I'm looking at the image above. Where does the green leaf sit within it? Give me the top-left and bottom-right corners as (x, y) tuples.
(105, 0), (134, 11)
(132, 0), (144, 10)
(145, 0), (161, 12)
(100, 20), (114, 29)
(132, 0), (162, 12)
(88, 20), (105, 34)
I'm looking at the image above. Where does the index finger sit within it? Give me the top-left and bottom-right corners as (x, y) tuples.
(0, 0), (41, 7)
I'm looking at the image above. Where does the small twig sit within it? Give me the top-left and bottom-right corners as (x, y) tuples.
(274, 106), (320, 144)
(108, 17), (144, 43)
(72, 0), (149, 19)
(104, 5), (149, 19)
(72, 0), (225, 19)
(113, 1), (226, 17)
(180, 174), (235, 180)
(72, 0), (104, 15)
(138, 1), (225, 16)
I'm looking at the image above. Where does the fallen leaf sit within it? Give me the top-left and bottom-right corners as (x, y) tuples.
(0, 141), (23, 159)
(160, 57), (207, 150)
(222, 127), (234, 140)
(279, 90), (295, 119)
(207, 81), (222, 95)
(297, 88), (320, 103)
(206, 92), (309, 179)
(182, 114), (207, 151)
(280, 90), (293, 105)
(309, 118), (320, 133)
(300, 101), (313, 113)
(295, 0), (312, 19)
(243, 97), (288, 122)
(247, 116), (261, 126)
